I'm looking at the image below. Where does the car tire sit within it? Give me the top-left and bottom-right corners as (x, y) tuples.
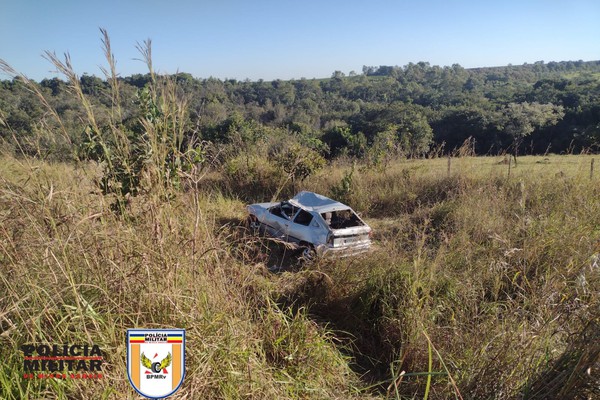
(300, 245), (316, 263)
(246, 215), (260, 233)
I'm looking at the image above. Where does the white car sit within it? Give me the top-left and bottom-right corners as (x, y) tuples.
(246, 191), (372, 259)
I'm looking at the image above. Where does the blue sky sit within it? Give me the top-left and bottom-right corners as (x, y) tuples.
(1, 0), (599, 81)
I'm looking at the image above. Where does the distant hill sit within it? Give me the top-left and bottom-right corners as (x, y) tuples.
(1, 59), (599, 159)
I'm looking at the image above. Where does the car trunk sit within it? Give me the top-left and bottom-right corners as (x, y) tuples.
(330, 226), (371, 248)
(321, 209), (371, 248)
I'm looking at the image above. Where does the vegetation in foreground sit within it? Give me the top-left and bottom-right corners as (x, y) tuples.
(0, 32), (599, 399)
(1, 153), (599, 399)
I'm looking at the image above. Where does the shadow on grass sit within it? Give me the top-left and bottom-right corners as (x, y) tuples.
(217, 217), (306, 272)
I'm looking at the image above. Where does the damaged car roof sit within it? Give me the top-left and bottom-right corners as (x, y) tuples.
(288, 191), (350, 213)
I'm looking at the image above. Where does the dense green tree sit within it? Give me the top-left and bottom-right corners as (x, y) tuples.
(80, 74), (106, 96)
(2, 59), (600, 160)
(431, 106), (504, 153)
(40, 77), (66, 95)
(349, 102), (433, 157)
(500, 102), (565, 161)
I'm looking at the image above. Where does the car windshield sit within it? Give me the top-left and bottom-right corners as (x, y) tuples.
(269, 202), (298, 220)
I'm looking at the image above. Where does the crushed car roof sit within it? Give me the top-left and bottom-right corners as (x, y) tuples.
(289, 191), (351, 213)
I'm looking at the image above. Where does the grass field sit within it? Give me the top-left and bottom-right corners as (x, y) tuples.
(1, 152), (599, 399)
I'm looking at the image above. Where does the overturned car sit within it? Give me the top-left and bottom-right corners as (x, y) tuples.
(246, 191), (372, 259)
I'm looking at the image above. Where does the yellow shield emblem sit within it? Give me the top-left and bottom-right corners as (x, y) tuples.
(127, 329), (185, 399)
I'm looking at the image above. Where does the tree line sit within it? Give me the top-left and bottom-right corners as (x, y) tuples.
(1, 59), (599, 164)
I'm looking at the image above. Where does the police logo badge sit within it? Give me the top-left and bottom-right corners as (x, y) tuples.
(127, 329), (185, 399)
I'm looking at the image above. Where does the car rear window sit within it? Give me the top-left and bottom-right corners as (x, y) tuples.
(321, 209), (364, 229)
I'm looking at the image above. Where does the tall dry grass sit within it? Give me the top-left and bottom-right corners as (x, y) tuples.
(2, 152), (599, 399)
(1, 29), (598, 399)
(0, 31), (364, 399)
(0, 154), (366, 399)
(285, 155), (600, 399)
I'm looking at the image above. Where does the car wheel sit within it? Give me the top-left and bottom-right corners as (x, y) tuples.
(300, 245), (316, 262)
(246, 215), (260, 232)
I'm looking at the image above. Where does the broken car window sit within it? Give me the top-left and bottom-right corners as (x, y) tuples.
(321, 210), (364, 229)
(294, 209), (313, 226)
(269, 205), (284, 218)
(269, 202), (299, 220)
(281, 202), (298, 220)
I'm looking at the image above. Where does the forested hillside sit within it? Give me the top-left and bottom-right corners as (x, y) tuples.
(1, 60), (599, 162)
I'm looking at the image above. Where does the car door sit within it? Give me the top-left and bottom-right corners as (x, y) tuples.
(288, 209), (325, 245)
(268, 202), (297, 240)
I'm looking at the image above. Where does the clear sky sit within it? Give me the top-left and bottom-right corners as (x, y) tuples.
(1, 0), (599, 81)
